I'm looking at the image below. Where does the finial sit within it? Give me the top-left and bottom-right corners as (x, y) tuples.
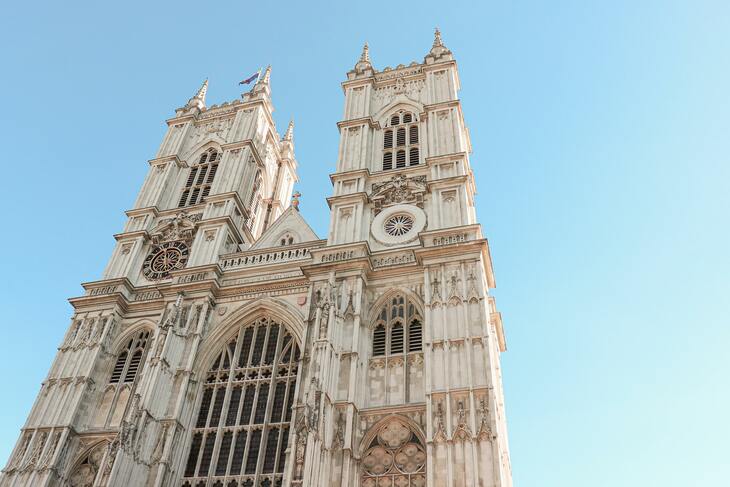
(433, 27), (443, 47)
(360, 42), (370, 63)
(186, 78), (208, 110)
(291, 191), (301, 210)
(283, 119), (294, 142)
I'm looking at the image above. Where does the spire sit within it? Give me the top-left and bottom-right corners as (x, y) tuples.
(360, 42), (370, 63)
(186, 78), (208, 111)
(283, 119), (294, 142)
(248, 65), (272, 100)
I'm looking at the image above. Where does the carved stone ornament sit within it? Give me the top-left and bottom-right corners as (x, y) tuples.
(433, 402), (447, 443)
(370, 175), (427, 215)
(453, 401), (472, 441)
(150, 210), (201, 245)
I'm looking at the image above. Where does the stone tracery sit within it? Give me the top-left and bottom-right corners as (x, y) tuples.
(361, 418), (426, 487)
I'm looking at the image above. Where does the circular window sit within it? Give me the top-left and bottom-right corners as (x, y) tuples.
(384, 214), (414, 236)
(142, 241), (189, 280)
(371, 204), (427, 247)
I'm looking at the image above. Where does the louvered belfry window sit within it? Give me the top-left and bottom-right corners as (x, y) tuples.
(382, 111), (420, 171)
(182, 317), (300, 487)
(109, 330), (150, 384)
(372, 294), (423, 357)
(178, 148), (220, 207)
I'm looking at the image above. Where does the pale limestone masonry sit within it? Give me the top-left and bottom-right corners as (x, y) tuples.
(1, 29), (512, 487)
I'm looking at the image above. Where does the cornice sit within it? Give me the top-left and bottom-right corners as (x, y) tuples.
(303, 241), (372, 277)
(113, 230), (148, 242)
(325, 192), (368, 209)
(341, 77), (375, 92)
(425, 151), (468, 166)
(426, 174), (469, 189)
(147, 155), (183, 168)
(423, 99), (462, 113)
(336, 117), (381, 130)
(125, 206), (159, 219)
(220, 139), (254, 153)
(329, 168), (370, 184)
(167, 264), (222, 297)
(421, 59), (457, 73)
(166, 114), (194, 126)
(69, 293), (129, 314)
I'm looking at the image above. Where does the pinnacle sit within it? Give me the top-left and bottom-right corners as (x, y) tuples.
(186, 78), (208, 110)
(283, 119), (294, 142)
(360, 42), (370, 63)
(196, 78), (208, 99)
(260, 65), (271, 85)
(433, 27), (443, 48)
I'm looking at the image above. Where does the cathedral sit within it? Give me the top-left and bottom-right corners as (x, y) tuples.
(1, 30), (512, 487)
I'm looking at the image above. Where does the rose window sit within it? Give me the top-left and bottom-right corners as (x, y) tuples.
(362, 419), (426, 487)
(384, 214), (414, 237)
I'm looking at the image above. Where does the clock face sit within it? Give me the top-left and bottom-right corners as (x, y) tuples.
(142, 241), (189, 280)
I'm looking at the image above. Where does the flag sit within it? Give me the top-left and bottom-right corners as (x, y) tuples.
(239, 71), (260, 85)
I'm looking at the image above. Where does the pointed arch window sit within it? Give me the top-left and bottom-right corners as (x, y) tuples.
(93, 329), (151, 429)
(182, 317), (300, 487)
(372, 294), (423, 357)
(382, 111), (420, 171)
(109, 330), (150, 384)
(179, 148), (220, 207)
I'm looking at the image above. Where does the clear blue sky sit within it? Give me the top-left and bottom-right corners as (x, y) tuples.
(1, 1), (728, 485)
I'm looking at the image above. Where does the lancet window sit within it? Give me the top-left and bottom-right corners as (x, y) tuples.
(179, 148), (220, 207)
(372, 294), (423, 357)
(93, 329), (151, 429)
(182, 317), (300, 487)
(109, 330), (150, 385)
(382, 111), (420, 171)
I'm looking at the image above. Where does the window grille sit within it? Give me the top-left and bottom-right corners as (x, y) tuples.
(179, 149), (220, 207)
(384, 130), (393, 149)
(109, 330), (150, 385)
(373, 325), (386, 356)
(383, 152), (393, 171)
(382, 112), (420, 171)
(372, 294), (423, 357)
(408, 319), (423, 352)
(182, 317), (299, 487)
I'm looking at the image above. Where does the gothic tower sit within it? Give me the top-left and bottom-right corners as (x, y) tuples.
(1, 30), (512, 487)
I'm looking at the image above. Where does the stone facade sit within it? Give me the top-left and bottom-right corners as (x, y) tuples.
(1, 30), (512, 487)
